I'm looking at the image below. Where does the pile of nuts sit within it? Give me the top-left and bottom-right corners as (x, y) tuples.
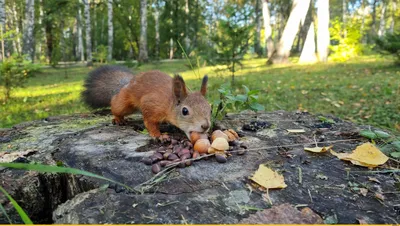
(141, 129), (246, 174)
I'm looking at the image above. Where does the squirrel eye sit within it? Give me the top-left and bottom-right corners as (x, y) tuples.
(182, 107), (189, 116)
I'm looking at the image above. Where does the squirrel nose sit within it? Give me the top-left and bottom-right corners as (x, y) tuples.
(201, 121), (210, 131)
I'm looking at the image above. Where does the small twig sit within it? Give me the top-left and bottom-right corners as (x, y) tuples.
(298, 167), (302, 184)
(388, 157), (400, 164)
(308, 189), (313, 203)
(349, 169), (400, 174)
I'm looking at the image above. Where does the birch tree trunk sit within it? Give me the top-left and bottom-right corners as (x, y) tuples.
(0, 0), (5, 60)
(254, 0), (262, 57)
(107, 0), (113, 62)
(38, 0), (46, 60)
(262, 0), (274, 58)
(169, 37), (174, 60)
(378, 2), (386, 37)
(390, 0), (396, 33)
(22, 0), (35, 62)
(138, 0), (148, 62)
(371, 0), (377, 37)
(12, 2), (21, 55)
(154, 3), (160, 59)
(299, 22), (317, 63)
(83, 0), (92, 66)
(184, 0), (190, 52)
(77, 1), (84, 62)
(267, 0), (311, 64)
(93, 2), (97, 51)
(317, 0), (329, 62)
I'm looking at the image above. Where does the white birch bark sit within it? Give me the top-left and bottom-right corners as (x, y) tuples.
(184, 0), (190, 52)
(107, 0), (113, 62)
(268, 0), (311, 64)
(0, 0), (5, 60)
(262, 0), (274, 58)
(77, 1), (84, 62)
(378, 2), (386, 37)
(83, 0), (92, 65)
(22, 0), (35, 62)
(299, 22), (317, 63)
(154, 3), (160, 59)
(138, 0), (148, 62)
(390, 0), (396, 33)
(317, 0), (329, 62)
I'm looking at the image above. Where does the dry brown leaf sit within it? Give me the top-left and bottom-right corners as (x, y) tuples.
(250, 164), (287, 189)
(359, 188), (368, 197)
(330, 142), (388, 168)
(304, 145), (333, 153)
(287, 129), (306, 133)
(374, 192), (385, 201)
(239, 203), (323, 224)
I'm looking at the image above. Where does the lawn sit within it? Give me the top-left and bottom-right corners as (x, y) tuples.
(1, 56), (399, 133)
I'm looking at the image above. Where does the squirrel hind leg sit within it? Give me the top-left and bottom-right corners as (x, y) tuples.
(112, 116), (127, 126)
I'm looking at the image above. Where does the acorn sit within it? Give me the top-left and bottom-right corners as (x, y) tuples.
(152, 163), (161, 174)
(193, 139), (211, 154)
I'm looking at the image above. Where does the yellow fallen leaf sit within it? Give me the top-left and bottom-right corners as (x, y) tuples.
(304, 145), (333, 153)
(330, 142), (388, 168)
(287, 129), (305, 133)
(250, 165), (287, 189)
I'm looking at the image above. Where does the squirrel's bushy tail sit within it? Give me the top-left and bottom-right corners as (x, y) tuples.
(81, 65), (134, 109)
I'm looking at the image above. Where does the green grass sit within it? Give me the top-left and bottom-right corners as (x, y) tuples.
(1, 56), (399, 133)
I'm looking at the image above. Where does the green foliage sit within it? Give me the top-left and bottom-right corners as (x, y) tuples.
(0, 55), (41, 101)
(329, 18), (363, 62)
(0, 185), (33, 224)
(207, 1), (253, 82)
(93, 45), (108, 63)
(211, 83), (264, 126)
(360, 129), (400, 158)
(375, 33), (400, 64)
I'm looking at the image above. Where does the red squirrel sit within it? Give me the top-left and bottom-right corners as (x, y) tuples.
(81, 65), (211, 140)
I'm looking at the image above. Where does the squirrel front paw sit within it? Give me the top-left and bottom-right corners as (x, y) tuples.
(112, 117), (127, 126)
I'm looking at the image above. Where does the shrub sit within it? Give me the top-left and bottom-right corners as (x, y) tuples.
(375, 33), (400, 64)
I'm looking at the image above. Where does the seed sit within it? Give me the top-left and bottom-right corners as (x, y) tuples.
(150, 156), (159, 163)
(153, 152), (164, 160)
(166, 159), (180, 167)
(192, 151), (200, 160)
(152, 163), (161, 174)
(168, 153), (179, 161)
(171, 139), (178, 145)
(159, 160), (170, 167)
(215, 154), (227, 163)
(178, 148), (191, 157)
(163, 151), (172, 159)
(142, 157), (152, 165)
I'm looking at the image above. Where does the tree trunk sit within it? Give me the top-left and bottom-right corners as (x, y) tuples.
(254, 0), (262, 57)
(154, 3), (160, 59)
(317, 0), (329, 62)
(93, 2), (97, 51)
(262, 0), (274, 58)
(342, 0), (347, 38)
(22, 0), (35, 62)
(390, 0), (396, 33)
(83, 0), (92, 66)
(371, 0), (377, 37)
(184, 0), (190, 53)
(0, 0), (5, 61)
(12, 2), (21, 55)
(378, 2), (386, 37)
(138, 0), (148, 63)
(77, 2), (84, 62)
(38, 0), (46, 61)
(169, 37), (174, 59)
(267, 0), (311, 64)
(299, 22), (317, 63)
(107, 0), (113, 62)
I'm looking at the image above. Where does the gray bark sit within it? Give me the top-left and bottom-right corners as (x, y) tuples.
(184, 0), (190, 52)
(138, 0), (148, 62)
(107, 0), (113, 62)
(254, 0), (262, 57)
(169, 37), (174, 60)
(83, 0), (92, 65)
(0, 0), (5, 60)
(378, 1), (386, 37)
(317, 0), (329, 62)
(390, 0), (396, 33)
(268, 0), (311, 64)
(12, 2), (21, 55)
(262, 0), (274, 58)
(371, 0), (377, 36)
(77, 2), (84, 62)
(22, 0), (35, 62)
(154, 3), (160, 59)
(38, 0), (46, 60)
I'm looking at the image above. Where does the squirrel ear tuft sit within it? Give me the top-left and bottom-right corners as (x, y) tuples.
(200, 75), (208, 96)
(173, 74), (188, 101)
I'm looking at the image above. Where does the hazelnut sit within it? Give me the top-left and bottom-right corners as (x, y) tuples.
(190, 132), (208, 144)
(223, 130), (237, 142)
(193, 139), (211, 154)
(211, 130), (229, 142)
(211, 137), (229, 152)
